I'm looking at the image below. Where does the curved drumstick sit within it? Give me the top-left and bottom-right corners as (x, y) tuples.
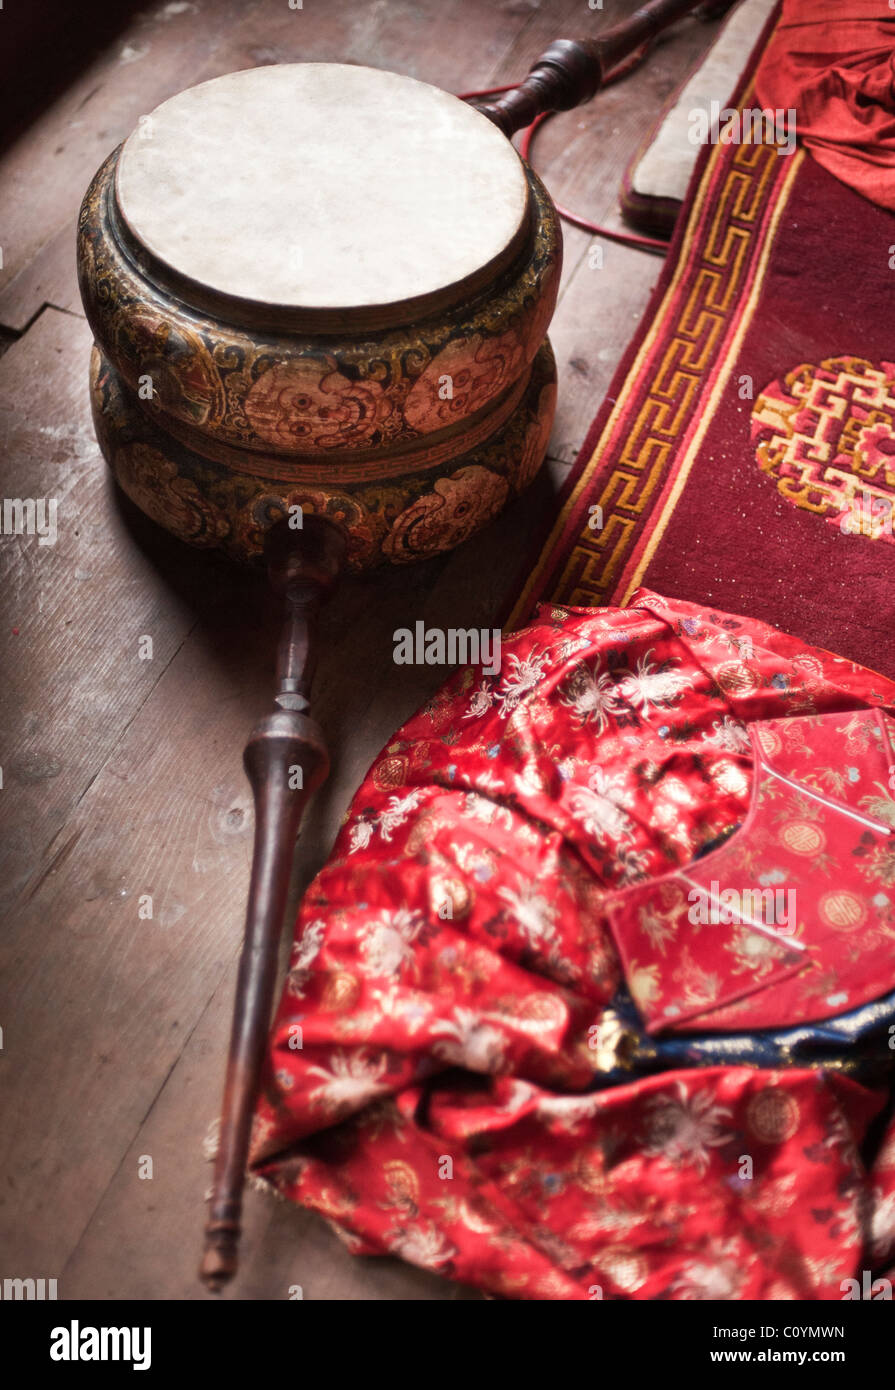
(200, 514), (345, 1291)
(473, 0), (710, 137)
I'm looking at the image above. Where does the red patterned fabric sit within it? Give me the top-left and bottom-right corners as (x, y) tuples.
(606, 708), (895, 1035)
(755, 0), (895, 210)
(252, 591), (895, 1299)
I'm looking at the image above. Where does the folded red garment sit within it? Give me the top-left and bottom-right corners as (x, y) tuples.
(252, 590), (895, 1298)
(604, 707), (895, 1035)
(755, 0), (895, 209)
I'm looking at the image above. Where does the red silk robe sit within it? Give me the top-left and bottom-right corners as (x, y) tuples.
(756, 0), (895, 211)
(251, 590), (895, 1299)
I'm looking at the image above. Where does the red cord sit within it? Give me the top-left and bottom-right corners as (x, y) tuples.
(458, 45), (669, 256)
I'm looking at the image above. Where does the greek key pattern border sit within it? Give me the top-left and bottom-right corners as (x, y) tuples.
(553, 140), (783, 608)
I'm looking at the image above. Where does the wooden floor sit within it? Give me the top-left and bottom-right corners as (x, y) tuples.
(0, 0), (724, 1300)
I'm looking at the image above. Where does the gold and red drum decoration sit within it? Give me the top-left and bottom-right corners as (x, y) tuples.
(77, 64), (561, 570)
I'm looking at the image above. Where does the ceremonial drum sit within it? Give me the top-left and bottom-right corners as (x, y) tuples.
(77, 64), (561, 570)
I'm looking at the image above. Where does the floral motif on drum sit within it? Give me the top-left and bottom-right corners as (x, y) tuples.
(89, 344), (557, 569)
(244, 357), (396, 451)
(382, 465), (509, 562)
(403, 330), (527, 432)
(110, 441), (229, 547)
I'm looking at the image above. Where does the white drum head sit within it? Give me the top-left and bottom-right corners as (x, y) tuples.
(115, 63), (530, 325)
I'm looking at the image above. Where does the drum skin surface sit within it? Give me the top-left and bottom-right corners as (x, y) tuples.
(77, 63), (562, 568)
(113, 64), (531, 318)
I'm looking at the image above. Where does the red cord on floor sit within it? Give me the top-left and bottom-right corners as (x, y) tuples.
(458, 45), (669, 257)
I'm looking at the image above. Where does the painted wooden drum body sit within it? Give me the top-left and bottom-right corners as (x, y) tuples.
(78, 64), (561, 570)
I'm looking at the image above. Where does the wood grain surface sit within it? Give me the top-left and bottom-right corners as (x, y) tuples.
(0, 0), (723, 1300)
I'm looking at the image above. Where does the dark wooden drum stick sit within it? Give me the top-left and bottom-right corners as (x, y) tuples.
(473, 0), (707, 136)
(200, 515), (345, 1291)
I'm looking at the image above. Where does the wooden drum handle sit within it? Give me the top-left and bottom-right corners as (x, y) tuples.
(473, 0), (709, 137)
(200, 514), (346, 1292)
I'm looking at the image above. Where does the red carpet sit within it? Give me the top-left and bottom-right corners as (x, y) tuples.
(510, 11), (895, 681)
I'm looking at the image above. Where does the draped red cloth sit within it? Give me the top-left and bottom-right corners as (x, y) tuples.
(755, 0), (895, 210)
(252, 591), (895, 1299)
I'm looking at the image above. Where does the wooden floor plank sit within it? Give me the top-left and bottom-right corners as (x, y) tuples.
(60, 933), (469, 1300)
(0, 222), (83, 334)
(0, 309), (223, 912)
